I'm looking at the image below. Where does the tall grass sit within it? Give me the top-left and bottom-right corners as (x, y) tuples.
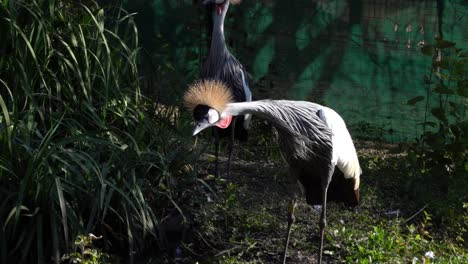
(0, 0), (198, 262)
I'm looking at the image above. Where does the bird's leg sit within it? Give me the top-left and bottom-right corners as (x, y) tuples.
(318, 166), (334, 264)
(214, 129), (220, 178)
(226, 117), (236, 178)
(282, 198), (297, 264)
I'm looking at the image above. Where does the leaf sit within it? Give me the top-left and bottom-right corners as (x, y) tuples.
(458, 50), (468, 57)
(450, 123), (464, 138)
(433, 59), (451, 70)
(0, 82), (12, 154)
(419, 121), (437, 128)
(4, 205), (29, 229)
(55, 178), (69, 249)
(407, 96), (425, 106)
(421, 45), (433, 56)
(431, 107), (447, 123)
(448, 101), (460, 112)
(453, 60), (467, 77)
(435, 39), (456, 49)
(457, 80), (468, 98)
(97, 9), (105, 33)
(424, 131), (446, 148)
(423, 75), (434, 84)
(70, 33), (78, 47)
(433, 83), (453, 94)
(433, 70), (450, 80)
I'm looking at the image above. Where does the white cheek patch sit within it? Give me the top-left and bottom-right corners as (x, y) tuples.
(208, 109), (220, 124)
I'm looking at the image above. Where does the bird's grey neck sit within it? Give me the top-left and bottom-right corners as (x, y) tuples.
(209, 3), (229, 57)
(223, 101), (292, 131)
(222, 101), (261, 116)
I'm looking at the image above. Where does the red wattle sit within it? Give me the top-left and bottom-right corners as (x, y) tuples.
(217, 4), (222, 15)
(216, 115), (232, 129)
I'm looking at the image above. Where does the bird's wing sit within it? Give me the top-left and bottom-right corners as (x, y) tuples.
(241, 69), (252, 129)
(317, 108), (361, 188)
(241, 69), (252, 102)
(317, 108), (338, 165)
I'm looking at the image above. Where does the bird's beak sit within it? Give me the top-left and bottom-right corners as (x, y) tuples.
(192, 120), (213, 136)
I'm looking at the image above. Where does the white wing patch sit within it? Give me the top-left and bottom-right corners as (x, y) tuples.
(241, 70), (252, 129)
(317, 108), (338, 166)
(318, 108), (361, 190)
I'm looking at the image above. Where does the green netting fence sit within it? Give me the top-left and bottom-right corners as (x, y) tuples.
(124, 0), (467, 142)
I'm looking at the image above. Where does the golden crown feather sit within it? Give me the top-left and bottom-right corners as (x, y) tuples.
(183, 79), (234, 113)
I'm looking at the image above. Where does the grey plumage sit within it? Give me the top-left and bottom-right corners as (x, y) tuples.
(201, 0), (250, 104)
(221, 99), (361, 264)
(200, 0), (252, 177)
(235, 100), (333, 163)
(201, 36), (248, 103)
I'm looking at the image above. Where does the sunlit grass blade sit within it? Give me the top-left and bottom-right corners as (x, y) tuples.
(55, 177), (69, 250)
(3, 205), (29, 230)
(0, 80), (13, 154)
(58, 38), (88, 101)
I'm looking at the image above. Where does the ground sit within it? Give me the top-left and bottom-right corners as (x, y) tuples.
(151, 139), (466, 264)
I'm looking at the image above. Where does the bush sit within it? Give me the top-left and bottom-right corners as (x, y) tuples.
(0, 0), (198, 262)
(405, 38), (467, 232)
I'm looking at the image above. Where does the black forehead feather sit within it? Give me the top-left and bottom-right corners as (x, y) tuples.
(193, 105), (210, 120)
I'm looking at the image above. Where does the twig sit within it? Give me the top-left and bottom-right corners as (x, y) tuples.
(214, 245), (241, 257)
(196, 231), (218, 251)
(404, 204), (429, 223)
(181, 242), (202, 257)
(246, 241), (258, 252)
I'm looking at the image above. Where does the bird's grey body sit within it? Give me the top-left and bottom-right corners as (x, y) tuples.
(241, 100), (333, 162)
(222, 100), (360, 264)
(222, 100), (359, 202)
(200, 0), (252, 177)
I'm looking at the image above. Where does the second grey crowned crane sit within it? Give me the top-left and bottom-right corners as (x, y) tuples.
(200, 0), (252, 177)
(184, 80), (361, 264)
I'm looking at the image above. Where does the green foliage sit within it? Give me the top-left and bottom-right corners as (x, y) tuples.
(61, 234), (111, 264)
(404, 38), (468, 227)
(333, 211), (467, 263)
(183, 175), (284, 263)
(0, 0), (199, 262)
(183, 148), (468, 263)
(328, 151), (467, 262)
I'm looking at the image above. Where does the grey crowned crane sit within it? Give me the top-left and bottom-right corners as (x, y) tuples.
(200, 0), (252, 177)
(184, 80), (361, 264)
